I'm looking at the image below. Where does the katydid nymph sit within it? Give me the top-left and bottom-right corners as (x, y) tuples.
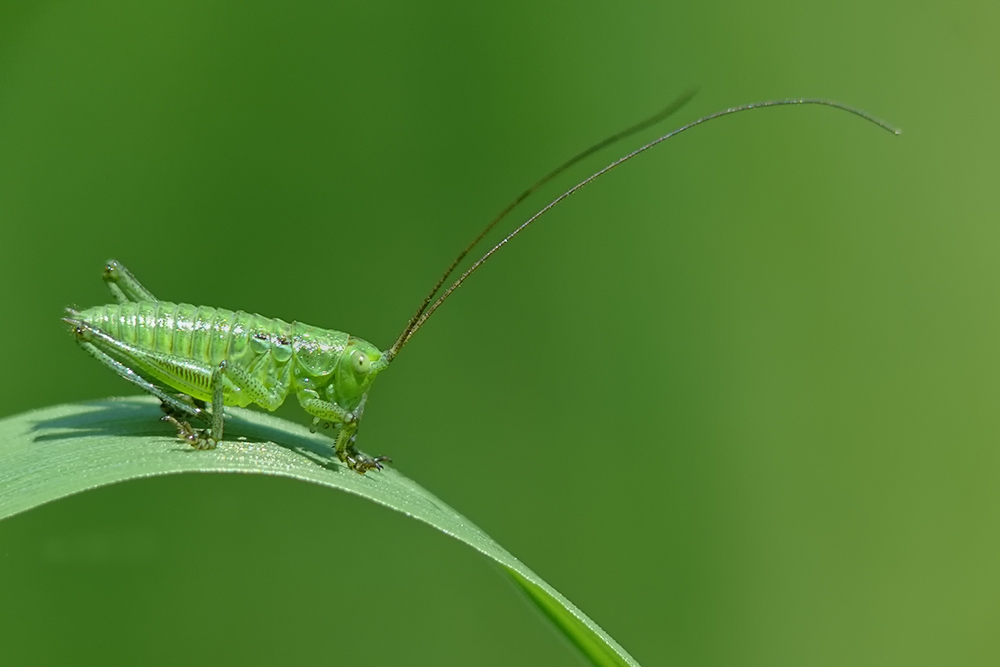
(65, 97), (899, 473)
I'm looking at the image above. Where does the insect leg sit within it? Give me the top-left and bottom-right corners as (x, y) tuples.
(103, 259), (158, 304)
(167, 361), (229, 450)
(296, 392), (389, 473)
(167, 360), (291, 448)
(66, 317), (217, 399)
(65, 315), (222, 437)
(341, 393), (378, 468)
(217, 362), (285, 411)
(308, 393), (368, 433)
(70, 336), (205, 421)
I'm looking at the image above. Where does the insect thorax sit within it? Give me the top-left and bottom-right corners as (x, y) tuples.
(289, 322), (385, 412)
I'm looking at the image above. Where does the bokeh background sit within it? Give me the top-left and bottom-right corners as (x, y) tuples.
(0, 1), (996, 665)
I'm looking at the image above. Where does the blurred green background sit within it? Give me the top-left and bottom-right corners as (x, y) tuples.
(0, 1), (996, 665)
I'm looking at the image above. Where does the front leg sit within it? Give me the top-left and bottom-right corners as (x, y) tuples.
(308, 393), (368, 434)
(296, 390), (389, 473)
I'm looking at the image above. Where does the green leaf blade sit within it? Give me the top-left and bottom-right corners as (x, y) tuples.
(0, 397), (640, 667)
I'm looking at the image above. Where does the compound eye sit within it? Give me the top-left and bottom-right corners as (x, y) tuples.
(353, 350), (370, 374)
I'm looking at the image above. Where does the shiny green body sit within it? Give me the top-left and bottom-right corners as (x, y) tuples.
(73, 301), (379, 410)
(65, 260), (390, 472)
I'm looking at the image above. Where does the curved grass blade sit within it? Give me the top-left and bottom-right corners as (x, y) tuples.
(506, 567), (635, 667)
(0, 397), (639, 667)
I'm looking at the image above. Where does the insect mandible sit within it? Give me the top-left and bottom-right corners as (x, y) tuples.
(65, 96), (899, 473)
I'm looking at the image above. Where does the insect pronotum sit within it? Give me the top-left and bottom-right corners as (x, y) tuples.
(66, 96), (899, 473)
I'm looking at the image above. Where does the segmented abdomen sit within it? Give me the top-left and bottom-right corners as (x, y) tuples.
(76, 301), (292, 367)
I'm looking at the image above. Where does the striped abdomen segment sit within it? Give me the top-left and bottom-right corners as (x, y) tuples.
(75, 301), (293, 369)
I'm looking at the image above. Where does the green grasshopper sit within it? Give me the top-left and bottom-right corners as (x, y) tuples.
(65, 97), (898, 473)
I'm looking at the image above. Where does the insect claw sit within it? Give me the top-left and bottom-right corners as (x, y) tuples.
(342, 451), (391, 474)
(161, 413), (189, 434)
(161, 414), (217, 451)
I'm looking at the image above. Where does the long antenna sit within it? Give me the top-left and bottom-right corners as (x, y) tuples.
(385, 89), (698, 360)
(386, 98), (899, 360)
